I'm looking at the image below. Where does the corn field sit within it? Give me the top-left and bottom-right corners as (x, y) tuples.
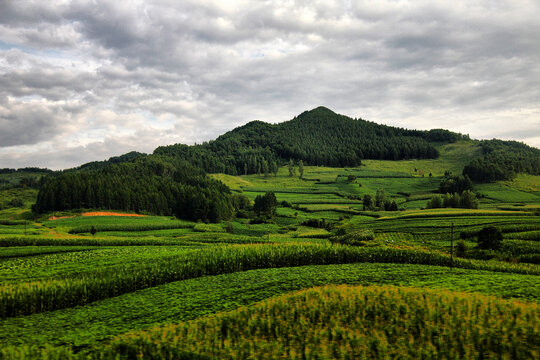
(1, 243), (539, 319)
(101, 285), (540, 359)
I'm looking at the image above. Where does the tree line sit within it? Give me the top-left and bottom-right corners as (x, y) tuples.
(463, 140), (540, 182)
(33, 156), (250, 223)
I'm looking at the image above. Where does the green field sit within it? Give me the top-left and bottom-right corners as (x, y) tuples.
(1, 151), (540, 359)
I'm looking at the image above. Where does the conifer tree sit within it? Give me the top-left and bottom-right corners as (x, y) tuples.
(288, 159), (296, 177)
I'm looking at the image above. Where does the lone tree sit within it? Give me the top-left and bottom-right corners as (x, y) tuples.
(90, 225), (97, 236)
(253, 192), (278, 218)
(375, 189), (386, 209)
(288, 159), (296, 177)
(298, 160), (304, 179)
(362, 194), (374, 211)
(271, 161), (278, 177)
(477, 226), (503, 250)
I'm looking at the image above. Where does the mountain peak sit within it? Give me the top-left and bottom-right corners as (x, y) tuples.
(297, 106), (337, 119)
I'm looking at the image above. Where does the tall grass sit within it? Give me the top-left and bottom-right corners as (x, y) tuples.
(0, 236), (196, 247)
(0, 243), (538, 319)
(68, 223), (194, 234)
(101, 285), (539, 360)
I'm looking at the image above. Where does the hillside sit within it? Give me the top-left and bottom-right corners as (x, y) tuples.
(25, 107), (540, 219)
(154, 106), (455, 174)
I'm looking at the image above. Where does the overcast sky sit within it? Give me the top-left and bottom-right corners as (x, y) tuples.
(1, 0), (539, 170)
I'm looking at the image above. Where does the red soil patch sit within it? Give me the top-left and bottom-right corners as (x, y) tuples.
(82, 211), (146, 217)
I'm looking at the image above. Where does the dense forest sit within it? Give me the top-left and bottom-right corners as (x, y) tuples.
(154, 107), (458, 175)
(463, 140), (540, 182)
(71, 151), (147, 172)
(33, 156), (247, 222)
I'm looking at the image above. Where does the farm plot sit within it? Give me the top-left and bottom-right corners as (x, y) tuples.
(1, 263), (539, 353)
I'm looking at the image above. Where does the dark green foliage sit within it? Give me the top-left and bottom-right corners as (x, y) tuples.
(288, 159), (295, 177)
(73, 151), (146, 172)
(0, 167), (53, 175)
(383, 200), (399, 211)
(301, 218), (333, 229)
(253, 192), (277, 218)
(439, 175), (473, 194)
(459, 190), (478, 209)
(456, 240), (468, 257)
(421, 129), (469, 143)
(428, 191), (478, 209)
(426, 195), (443, 209)
(443, 193), (460, 208)
(463, 140), (540, 182)
(7, 198), (24, 208)
(90, 226), (97, 236)
(154, 107), (440, 175)
(33, 157), (235, 223)
(0, 167), (54, 190)
(363, 194), (374, 211)
(329, 230), (375, 246)
(375, 189), (386, 209)
(478, 226), (503, 250)
(232, 194), (251, 211)
(298, 160), (304, 178)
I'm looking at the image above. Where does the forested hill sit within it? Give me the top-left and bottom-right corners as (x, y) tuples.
(154, 106), (463, 175)
(463, 139), (540, 182)
(33, 156), (248, 222)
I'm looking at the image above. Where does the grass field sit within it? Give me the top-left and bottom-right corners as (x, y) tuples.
(1, 150), (540, 358)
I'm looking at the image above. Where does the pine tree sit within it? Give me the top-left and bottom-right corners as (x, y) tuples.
(288, 159), (296, 177)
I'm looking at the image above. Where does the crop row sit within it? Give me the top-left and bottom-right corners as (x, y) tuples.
(461, 226), (540, 239)
(68, 223), (195, 234)
(100, 285), (539, 359)
(506, 230), (540, 241)
(0, 243), (539, 318)
(0, 246), (98, 259)
(501, 239), (540, 256)
(1, 263), (540, 354)
(379, 210), (533, 221)
(0, 233), (267, 249)
(0, 236), (198, 247)
(0, 220), (27, 225)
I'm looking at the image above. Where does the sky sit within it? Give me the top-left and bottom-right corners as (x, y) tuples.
(1, 0), (539, 170)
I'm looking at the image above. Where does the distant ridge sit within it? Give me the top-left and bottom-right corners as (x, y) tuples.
(154, 106), (460, 175)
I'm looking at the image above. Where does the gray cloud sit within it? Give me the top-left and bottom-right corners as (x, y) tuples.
(0, 99), (64, 147)
(0, 0), (539, 169)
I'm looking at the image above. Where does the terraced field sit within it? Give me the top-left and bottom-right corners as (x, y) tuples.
(1, 148), (539, 359)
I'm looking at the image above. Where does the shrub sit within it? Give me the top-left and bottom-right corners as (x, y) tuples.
(301, 218), (334, 230)
(330, 230), (375, 246)
(253, 192), (277, 218)
(8, 198), (24, 208)
(456, 240), (468, 257)
(478, 226), (503, 250)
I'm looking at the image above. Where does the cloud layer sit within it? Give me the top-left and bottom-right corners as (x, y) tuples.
(1, 0), (539, 169)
